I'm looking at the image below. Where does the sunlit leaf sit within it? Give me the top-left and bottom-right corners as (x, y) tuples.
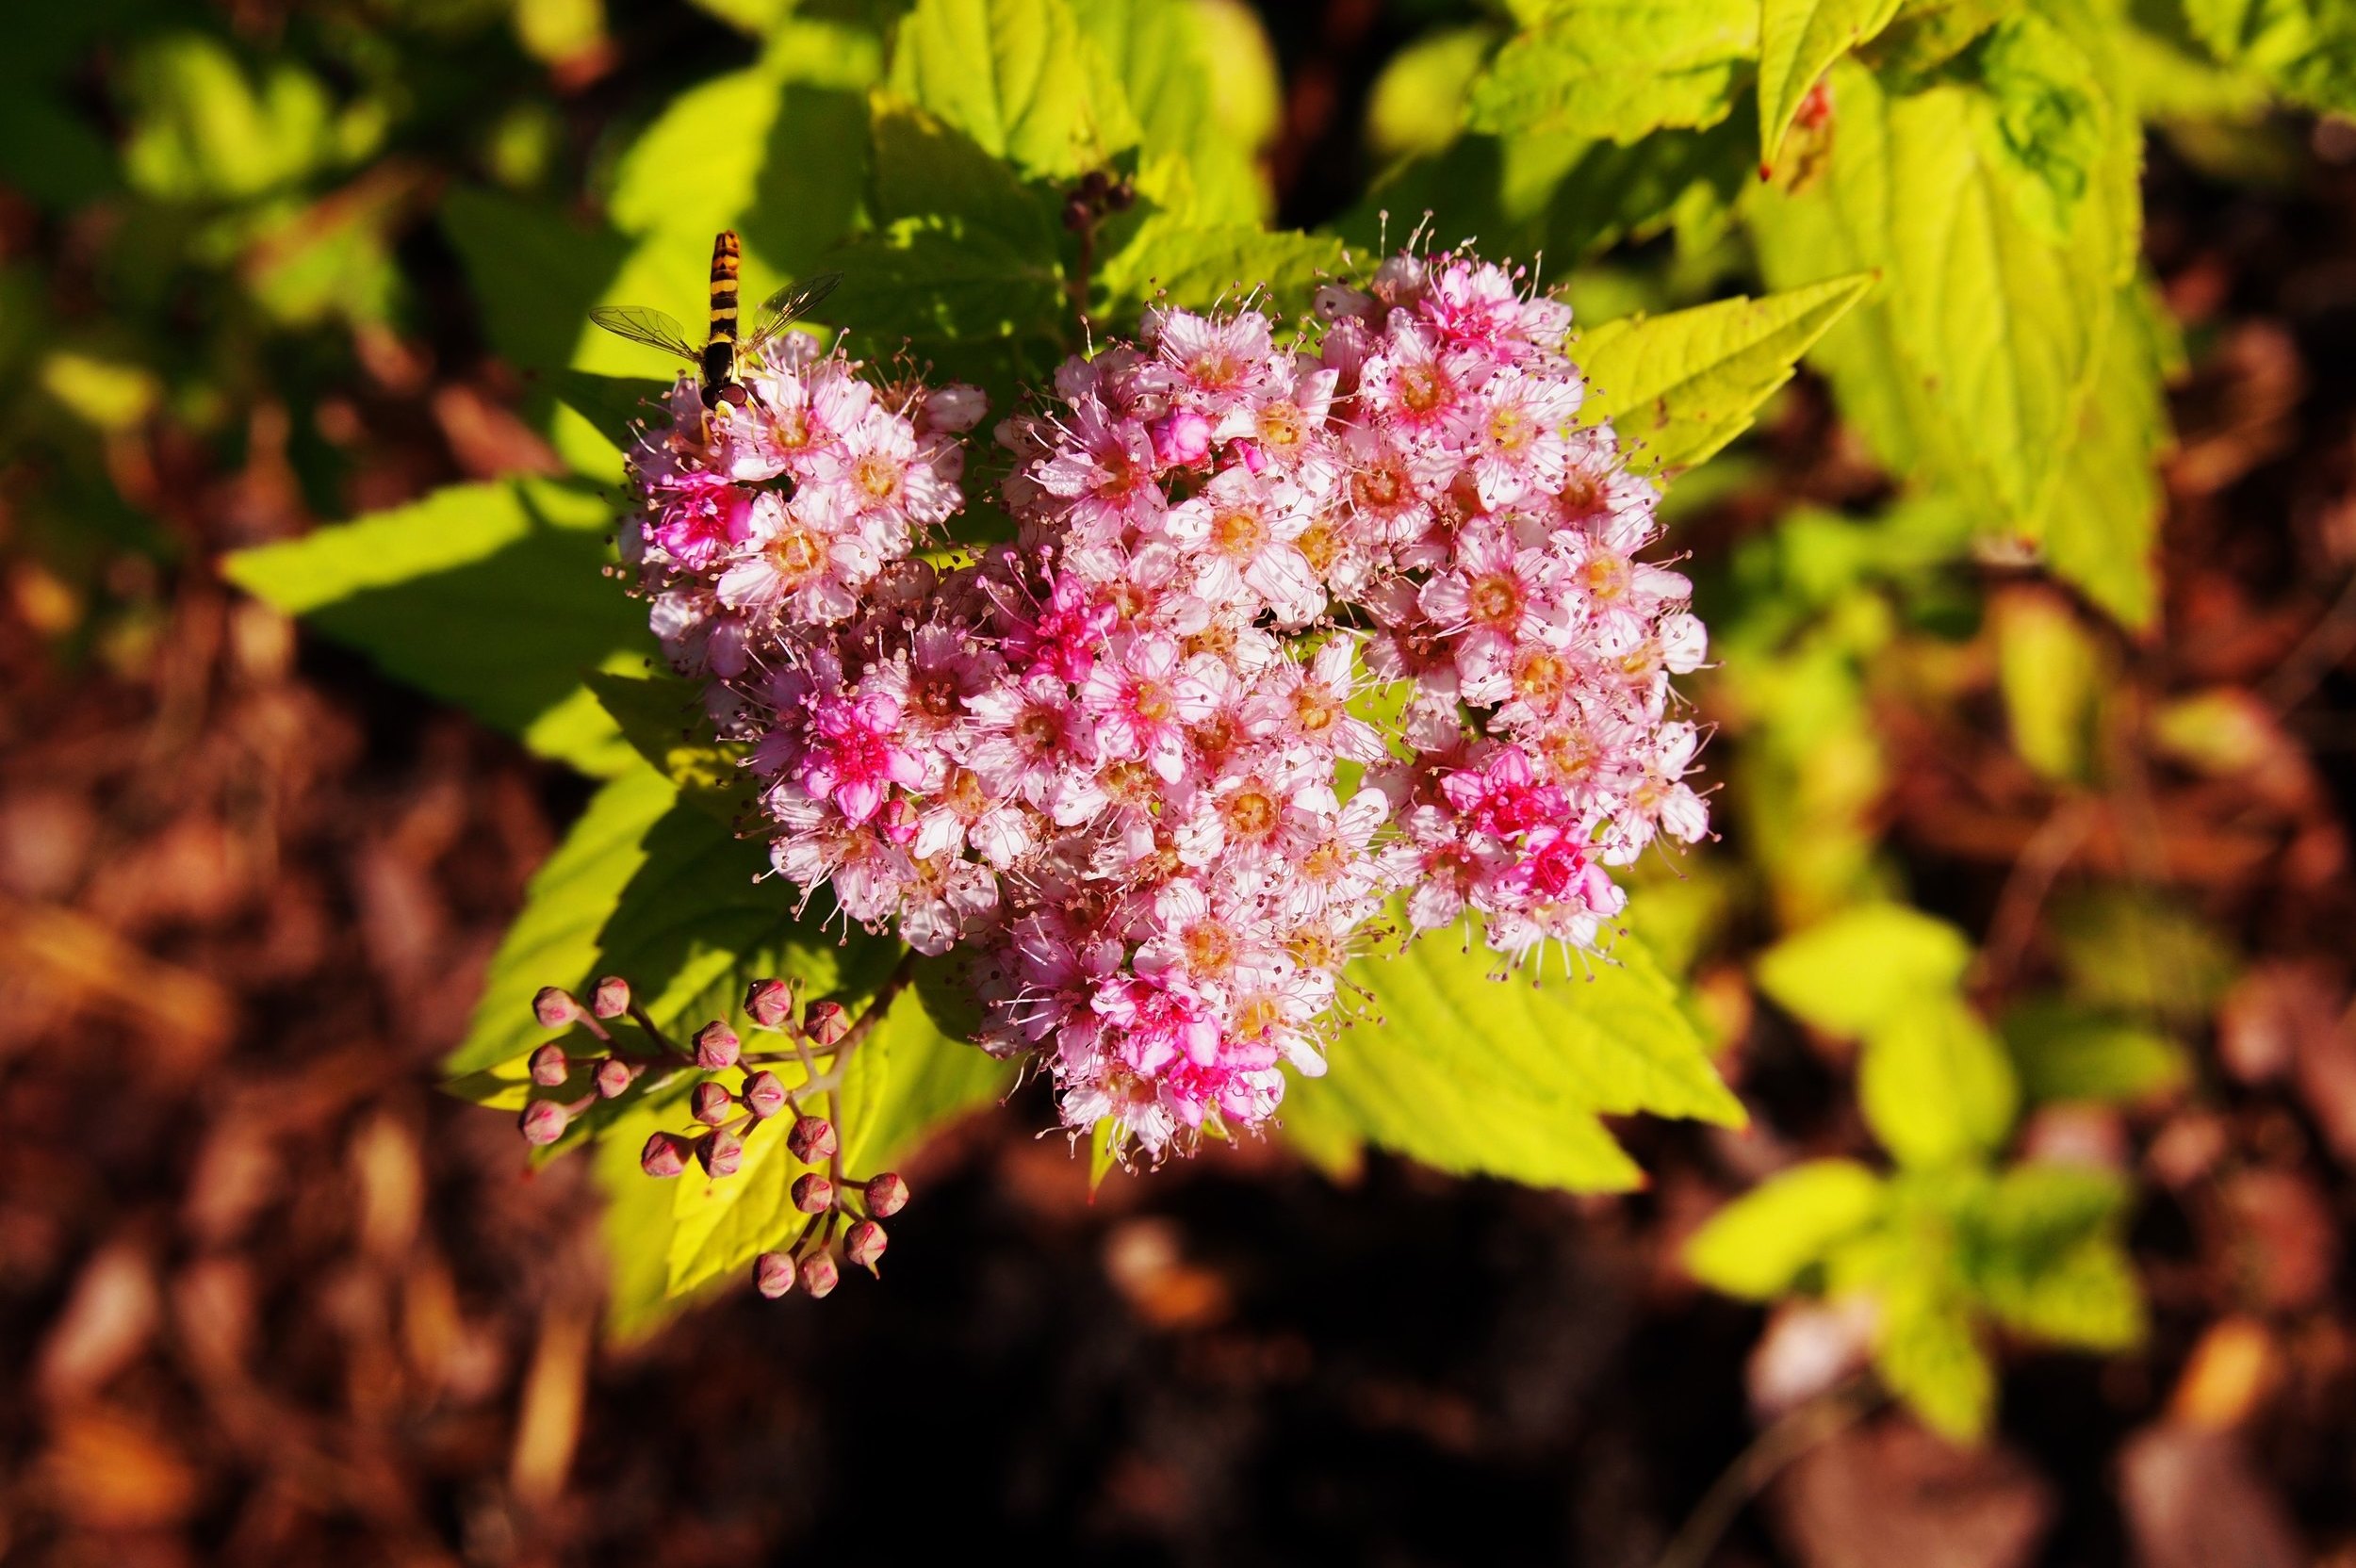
(1754, 902), (1972, 1038)
(1684, 1158), (1889, 1298)
(222, 478), (648, 776)
(1758, 0), (1902, 167)
(1858, 994), (2020, 1167)
(1579, 272), (1874, 472)
(1468, 0), (1759, 142)
(888, 0), (1142, 179)
(1284, 931), (1742, 1192)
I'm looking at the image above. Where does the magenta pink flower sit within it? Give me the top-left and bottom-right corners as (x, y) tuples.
(795, 691), (924, 825)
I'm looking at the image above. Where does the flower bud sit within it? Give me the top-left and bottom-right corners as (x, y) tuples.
(1105, 178), (1136, 212)
(532, 986), (579, 1029)
(591, 975), (631, 1019)
(801, 1250), (840, 1299)
(640, 1131), (690, 1178)
(1150, 409), (1213, 467)
(754, 1250), (797, 1298)
(700, 1130), (745, 1179)
(694, 1020), (741, 1070)
(864, 1172), (909, 1217)
(691, 1080), (735, 1126)
(518, 1099), (570, 1146)
(791, 1172), (834, 1214)
(744, 1070), (788, 1120)
(1062, 193), (1094, 231)
(594, 1056), (634, 1099)
(744, 977), (794, 1029)
(845, 1219), (889, 1274)
(805, 1002), (849, 1047)
(788, 1115), (838, 1163)
(528, 1043), (569, 1087)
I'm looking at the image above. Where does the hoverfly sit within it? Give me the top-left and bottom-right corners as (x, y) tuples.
(589, 229), (842, 412)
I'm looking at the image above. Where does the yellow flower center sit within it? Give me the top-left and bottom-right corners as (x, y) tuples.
(851, 453), (901, 502)
(1224, 787), (1277, 841)
(1258, 400), (1306, 450)
(767, 527), (826, 583)
(1468, 574), (1521, 627)
(1398, 363), (1446, 414)
(1211, 508), (1267, 557)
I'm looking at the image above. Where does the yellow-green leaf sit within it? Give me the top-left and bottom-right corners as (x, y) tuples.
(1579, 273), (1874, 473)
(222, 478), (650, 776)
(888, 0), (1142, 179)
(1285, 931), (1742, 1192)
(1685, 1159), (1889, 1298)
(1858, 994), (2020, 1167)
(1469, 0), (1760, 142)
(1758, 0), (1902, 168)
(1754, 902), (1972, 1038)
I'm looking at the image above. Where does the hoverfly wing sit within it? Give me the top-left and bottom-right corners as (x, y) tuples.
(587, 305), (703, 363)
(741, 271), (843, 353)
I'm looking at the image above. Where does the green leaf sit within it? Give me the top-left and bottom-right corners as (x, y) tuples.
(2049, 888), (2239, 1025)
(1097, 220), (1346, 319)
(221, 478), (650, 776)
(607, 63), (784, 244)
(2039, 281), (2173, 629)
(542, 369), (673, 457)
(1468, 0), (1760, 142)
(1578, 272), (1874, 473)
(443, 763), (679, 1106)
(2184, 0), (2356, 111)
(1971, 8), (2115, 244)
(1759, 0), (1902, 168)
(597, 957), (1007, 1333)
(1685, 1159), (1889, 1298)
(1366, 24), (1503, 166)
(443, 763), (900, 1093)
(1284, 931), (1743, 1192)
(2001, 997), (2189, 1103)
(117, 32), (342, 202)
(442, 188), (630, 379)
(870, 90), (1061, 242)
(1754, 902), (1972, 1038)
(1858, 994), (2020, 1167)
(1962, 1162), (2143, 1348)
(2115, 0), (2274, 122)
(828, 213), (1067, 345)
(1069, 0), (1267, 220)
(1995, 589), (2104, 783)
(1874, 1272), (1994, 1440)
(1743, 48), (2134, 537)
(582, 670), (756, 824)
(837, 957), (1011, 1177)
(887, 0), (1141, 179)
(610, 24), (880, 264)
(1864, 0), (2015, 80)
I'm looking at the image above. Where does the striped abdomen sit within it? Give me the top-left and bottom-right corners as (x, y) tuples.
(700, 229), (741, 401)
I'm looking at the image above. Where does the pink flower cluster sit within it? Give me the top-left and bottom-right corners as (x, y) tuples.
(622, 250), (1710, 1161)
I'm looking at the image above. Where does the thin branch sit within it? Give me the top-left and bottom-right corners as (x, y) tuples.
(1650, 1380), (1878, 1568)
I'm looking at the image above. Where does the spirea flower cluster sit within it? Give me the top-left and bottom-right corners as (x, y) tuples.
(622, 249), (1710, 1161)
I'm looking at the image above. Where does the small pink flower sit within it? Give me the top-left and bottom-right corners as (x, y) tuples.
(1081, 635), (1217, 783)
(716, 489), (876, 625)
(795, 690), (924, 825)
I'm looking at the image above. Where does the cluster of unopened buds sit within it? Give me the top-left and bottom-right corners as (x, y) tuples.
(611, 241), (1710, 1178)
(517, 973), (908, 1299)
